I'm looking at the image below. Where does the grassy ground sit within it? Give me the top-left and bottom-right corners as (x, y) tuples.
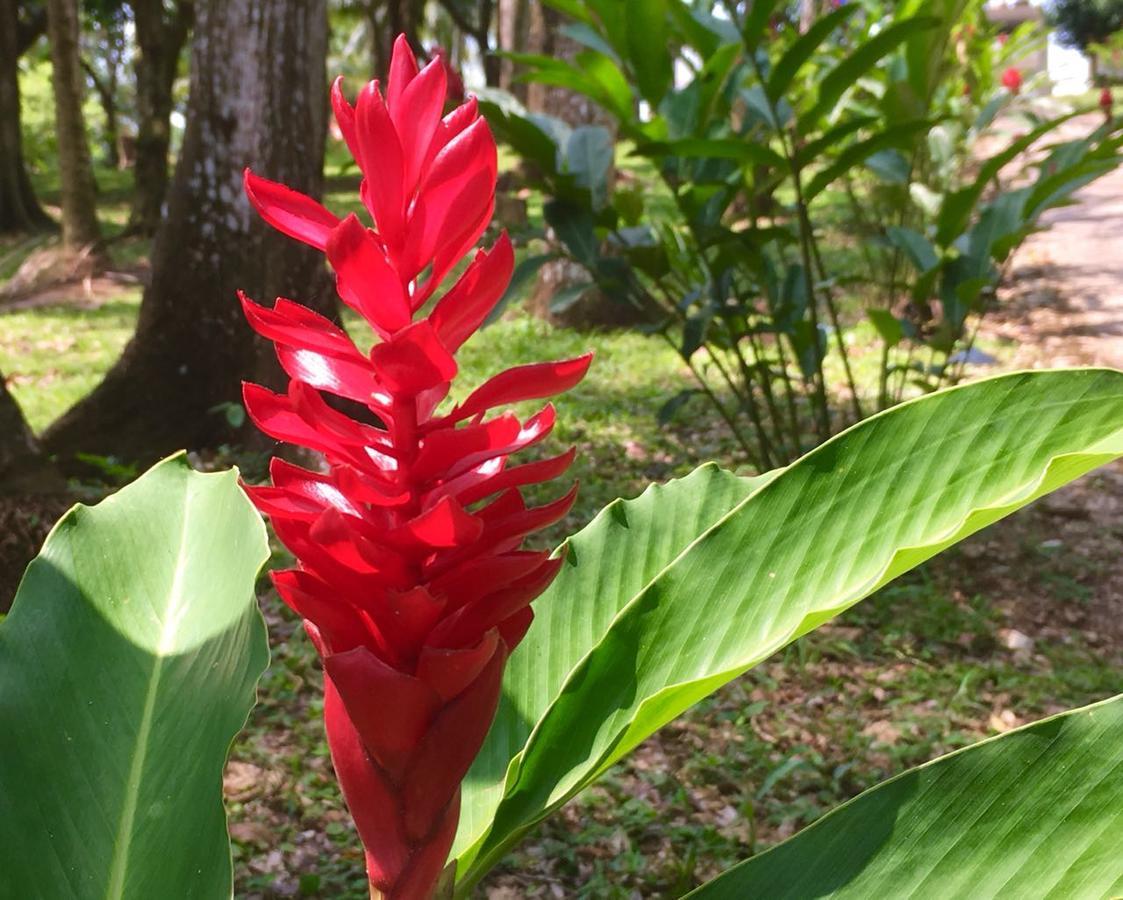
(2, 170), (1120, 898)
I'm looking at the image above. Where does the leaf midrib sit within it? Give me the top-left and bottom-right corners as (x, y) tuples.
(104, 481), (194, 900)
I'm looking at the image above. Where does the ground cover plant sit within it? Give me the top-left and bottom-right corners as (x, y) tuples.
(3, 31), (1123, 900)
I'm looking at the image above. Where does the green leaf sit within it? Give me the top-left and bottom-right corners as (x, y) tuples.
(453, 465), (777, 875)
(541, 0), (594, 25)
(795, 116), (876, 168)
(668, 3), (737, 57)
(479, 102), (561, 175)
(935, 111), (1082, 246)
(0, 454), (270, 899)
(766, 5), (860, 101)
(865, 149), (911, 184)
(886, 225), (939, 272)
(804, 120), (931, 202)
(545, 199), (599, 264)
(688, 693), (1123, 898)
(740, 0), (782, 52)
(510, 51), (633, 122)
(867, 308), (905, 347)
(565, 126), (614, 206)
(560, 22), (619, 61)
(626, 0), (672, 104)
(452, 369), (1123, 890)
(805, 16), (939, 124)
(548, 281), (595, 315)
(484, 253), (559, 326)
(576, 50), (635, 121)
(657, 388), (703, 424)
(634, 137), (784, 168)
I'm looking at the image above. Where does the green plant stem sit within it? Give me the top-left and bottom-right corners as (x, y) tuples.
(648, 273), (765, 468)
(661, 183), (778, 465)
(735, 321), (791, 462)
(743, 49), (833, 442)
(707, 343), (776, 470)
(680, 342), (763, 470)
(759, 213), (809, 452)
(794, 189), (865, 424)
(842, 175), (896, 411)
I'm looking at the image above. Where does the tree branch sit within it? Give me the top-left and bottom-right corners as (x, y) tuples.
(16, 3), (48, 56)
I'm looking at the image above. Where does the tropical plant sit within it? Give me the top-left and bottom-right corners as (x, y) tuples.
(239, 35), (591, 897)
(3, 31), (1123, 900)
(481, 0), (1123, 469)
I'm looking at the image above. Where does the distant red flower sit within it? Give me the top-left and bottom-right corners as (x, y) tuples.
(241, 34), (590, 900)
(1002, 66), (1023, 94)
(1101, 87), (1114, 119)
(431, 45), (465, 105)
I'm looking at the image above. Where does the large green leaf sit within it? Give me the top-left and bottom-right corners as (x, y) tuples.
(633, 137), (785, 168)
(452, 369), (1123, 889)
(804, 119), (932, 202)
(766, 5), (859, 101)
(803, 16), (939, 125)
(625, 0), (672, 105)
(688, 693), (1123, 898)
(454, 464), (776, 865)
(0, 454), (270, 899)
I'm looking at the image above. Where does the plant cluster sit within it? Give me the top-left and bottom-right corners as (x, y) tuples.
(482, 0), (1123, 468)
(2, 25), (1123, 900)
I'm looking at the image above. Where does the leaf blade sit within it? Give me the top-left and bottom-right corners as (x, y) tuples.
(454, 369), (1123, 887)
(0, 454), (270, 900)
(687, 694), (1123, 898)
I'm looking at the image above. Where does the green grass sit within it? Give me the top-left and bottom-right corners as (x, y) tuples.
(0, 292), (141, 431)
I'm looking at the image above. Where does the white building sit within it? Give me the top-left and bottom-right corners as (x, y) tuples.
(986, 0), (1093, 94)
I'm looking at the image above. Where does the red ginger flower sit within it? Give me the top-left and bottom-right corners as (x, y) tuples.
(240, 35), (590, 900)
(1001, 66), (1022, 94)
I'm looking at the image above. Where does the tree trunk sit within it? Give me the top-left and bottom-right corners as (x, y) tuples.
(0, 0), (53, 233)
(45, 0), (103, 248)
(0, 373), (63, 494)
(497, 0), (530, 101)
(42, 0), (332, 465)
(368, 0), (423, 80)
(82, 56), (120, 169)
(524, 3), (627, 329)
(130, 0), (194, 233)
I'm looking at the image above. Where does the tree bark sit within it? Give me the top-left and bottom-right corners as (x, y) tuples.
(42, 0), (332, 464)
(81, 55), (120, 169)
(0, 372), (63, 494)
(130, 0), (194, 233)
(497, 0), (530, 100)
(368, 0), (424, 79)
(45, 0), (103, 248)
(523, 3), (627, 328)
(0, 0), (54, 233)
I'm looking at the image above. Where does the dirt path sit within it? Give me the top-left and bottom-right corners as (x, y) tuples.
(990, 142), (1123, 370)
(978, 138), (1123, 650)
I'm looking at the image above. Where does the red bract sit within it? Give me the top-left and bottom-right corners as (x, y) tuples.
(240, 35), (590, 900)
(1001, 66), (1022, 94)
